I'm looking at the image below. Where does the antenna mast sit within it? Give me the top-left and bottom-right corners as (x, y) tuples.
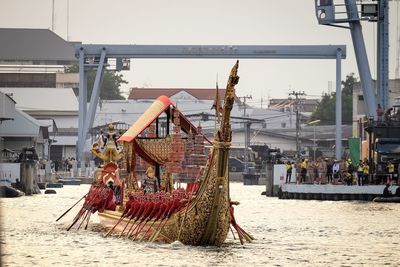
(395, 1), (400, 80)
(51, 0), (55, 31)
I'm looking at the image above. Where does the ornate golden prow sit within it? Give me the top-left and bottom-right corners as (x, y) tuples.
(216, 60), (239, 143)
(160, 61), (241, 246)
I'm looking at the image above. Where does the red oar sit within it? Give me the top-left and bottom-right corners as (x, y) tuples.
(84, 210), (93, 230)
(128, 203), (153, 239)
(66, 209), (84, 231)
(119, 216), (134, 237)
(132, 202), (157, 240)
(139, 202), (167, 241)
(124, 203), (147, 238)
(149, 199), (181, 242)
(76, 210), (90, 231)
(148, 200), (174, 242)
(104, 200), (134, 237)
(118, 201), (140, 237)
(56, 194), (87, 222)
(66, 185), (102, 231)
(105, 214), (126, 237)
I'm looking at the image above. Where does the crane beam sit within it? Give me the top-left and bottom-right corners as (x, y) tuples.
(75, 44), (345, 164)
(74, 44), (346, 59)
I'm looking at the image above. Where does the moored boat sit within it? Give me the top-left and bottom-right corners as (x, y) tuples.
(372, 196), (400, 203)
(64, 61), (253, 246)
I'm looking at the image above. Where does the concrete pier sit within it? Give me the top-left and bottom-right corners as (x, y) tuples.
(278, 184), (399, 201)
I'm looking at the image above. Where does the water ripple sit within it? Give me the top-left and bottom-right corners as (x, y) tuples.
(1, 183), (400, 266)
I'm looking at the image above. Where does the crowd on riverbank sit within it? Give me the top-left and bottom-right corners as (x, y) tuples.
(284, 158), (400, 186)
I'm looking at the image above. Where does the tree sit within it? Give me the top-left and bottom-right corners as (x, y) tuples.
(65, 65), (127, 100)
(310, 73), (357, 125)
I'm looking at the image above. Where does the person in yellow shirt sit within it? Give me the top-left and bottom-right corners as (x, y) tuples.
(285, 161), (293, 183)
(387, 161), (395, 185)
(362, 162), (369, 185)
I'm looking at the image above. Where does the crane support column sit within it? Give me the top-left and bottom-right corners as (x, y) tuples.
(335, 48), (342, 160)
(77, 48), (106, 163)
(377, 0), (389, 109)
(345, 0), (376, 118)
(77, 48), (87, 164)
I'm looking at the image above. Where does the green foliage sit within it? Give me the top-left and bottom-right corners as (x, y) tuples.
(310, 73), (357, 125)
(64, 65), (127, 100)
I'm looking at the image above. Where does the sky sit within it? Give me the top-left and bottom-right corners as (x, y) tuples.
(0, 0), (399, 107)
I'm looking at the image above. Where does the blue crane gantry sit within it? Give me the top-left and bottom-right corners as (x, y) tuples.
(74, 44), (346, 164)
(315, 0), (390, 160)
(315, 0), (390, 113)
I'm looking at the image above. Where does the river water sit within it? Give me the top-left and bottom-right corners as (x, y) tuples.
(1, 183), (400, 266)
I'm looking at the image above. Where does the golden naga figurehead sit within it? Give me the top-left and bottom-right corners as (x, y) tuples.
(216, 60), (239, 142)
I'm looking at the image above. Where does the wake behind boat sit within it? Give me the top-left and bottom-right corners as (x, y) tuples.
(62, 61), (253, 246)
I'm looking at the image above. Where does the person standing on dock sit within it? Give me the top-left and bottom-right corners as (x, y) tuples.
(326, 159), (333, 184)
(387, 161), (395, 185)
(376, 104), (384, 123)
(339, 159), (347, 183)
(362, 161), (370, 185)
(357, 160), (364, 186)
(312, 161), (318, 184)
(295, 160), (301, 184)
(332, 160), (340, 185)
(317, 158), (327, 184)
(306, 159), (314, 183)
(300, 159), (307, 184)
(285, 161), (292, 183)
(346, 158), (355, 184)
(384, 108), (393, 125)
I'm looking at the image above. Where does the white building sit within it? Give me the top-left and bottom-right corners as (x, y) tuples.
(0, 87), (79, 165)
(0, 91), (49, 160)
(94, 88), (297, 152)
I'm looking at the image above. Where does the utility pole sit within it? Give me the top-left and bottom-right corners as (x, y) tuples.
(239, 95), (252, 174)
(289, 90), (305, 159)
(239, 95), (252, 117)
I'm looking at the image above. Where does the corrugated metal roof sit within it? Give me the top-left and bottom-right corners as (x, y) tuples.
(128, 88), (228, 101)
(93, 99), (294, 135)
(0, 109), (40, 137)
(0, 28), (77, 65)
(0, 87), (78, 112)
(0, 91), (16, 121)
